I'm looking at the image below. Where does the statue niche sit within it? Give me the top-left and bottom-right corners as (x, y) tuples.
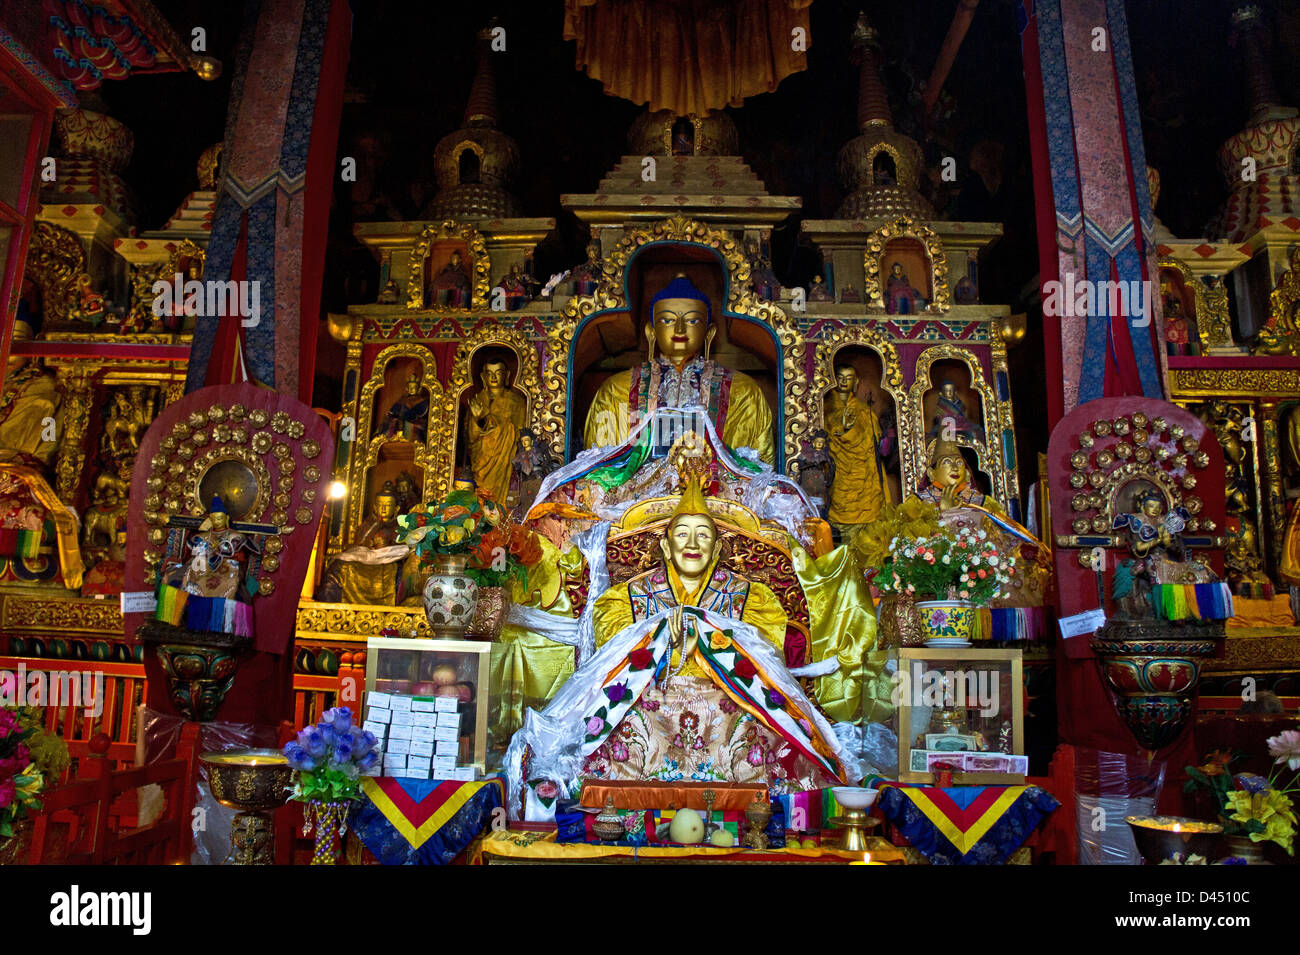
(880, 238), (932, 315)
(818, 347), (898, 535)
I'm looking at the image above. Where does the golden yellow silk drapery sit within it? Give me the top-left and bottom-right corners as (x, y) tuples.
(562, 0), (814, 116)
(794, 543), (892, 726)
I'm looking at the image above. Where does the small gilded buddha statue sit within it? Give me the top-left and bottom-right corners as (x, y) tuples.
(915, 438), (987, 512)
(928, 380), (984, 444)
(382, 374), (429, 443)
(583, 273), (774, 466)
(314, 486), (407, 604)
(508, 477), (846, 816)
(465, 358), (528, 506)
(175, 498), (253, 601)
(824, 364), (889, 533)
(0, 316), (61, 471)
(430, 250), (472, 307)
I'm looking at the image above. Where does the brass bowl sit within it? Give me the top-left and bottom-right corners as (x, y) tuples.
(1125, 815), (1223, 863)
(201, 749), (293, 812)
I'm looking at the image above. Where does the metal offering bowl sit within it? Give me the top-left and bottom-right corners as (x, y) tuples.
(201, 749), (293, 812)
(1125, 815), (1223, 863)
(832, 787), (879, 812)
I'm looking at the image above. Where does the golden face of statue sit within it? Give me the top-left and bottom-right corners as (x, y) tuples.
(651, 298), (708, 364)
(482, 361), (509, 391)
(1140, 496), (1163, 519)
(660, 513), (719, 582)
(520, 433), (533, 451)
(834, 366), (858, 396)
(927, 453), (966, 489)
(374, 494), (398, 521)
(405, 377), (420, 396)
(209, 511), (230, 531)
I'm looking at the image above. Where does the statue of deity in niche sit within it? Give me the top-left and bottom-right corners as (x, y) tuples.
(0, 317), (60, 471)
(1112, 487), (1216, 619)
(315, 486), (407, 605)
(824, 364), (889, 532)
(392, 470), (420, 513)
(928, 380), (985, 445)
(791, 429), (834, 517)
(571, 241), (603, 295)
(1161, 283), (1198, 357)
(584, 273), (774, 466)
(501, 263), (536, 310)
(511, 428), (555, 517)
(807, 274), (833, 302)
(885, 261), (925, 315)
(508, 477), (847, 816)
(746, 241), (781, 301)
(430, 250), (472, 307)
(465, 357), (528, 506)
(382, 374), (429, 443)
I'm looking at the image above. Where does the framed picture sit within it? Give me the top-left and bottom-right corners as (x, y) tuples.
(895, 647), (1025, 785)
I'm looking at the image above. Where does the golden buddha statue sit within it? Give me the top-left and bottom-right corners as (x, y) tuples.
(176, 499), (251, 600)
(824, 364), (889, 533)
(314, 486), (406, 604)
(916, 438), (988, 512)
(0, 317), (60, 470)
(583, 273), (774, 466)
(465, 358), (527, 505)
(506, 476), (850, 819)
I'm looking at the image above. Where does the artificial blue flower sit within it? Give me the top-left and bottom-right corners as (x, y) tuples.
(1234, 772), (1270, 795)
(358, 750), (379, 770)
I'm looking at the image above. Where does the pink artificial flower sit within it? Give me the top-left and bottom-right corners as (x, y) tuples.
(747, 744), (764, 767)
(610, 741), (629, 762)
(585, 716), (604, 736)
(1267, 729), (1300, 771)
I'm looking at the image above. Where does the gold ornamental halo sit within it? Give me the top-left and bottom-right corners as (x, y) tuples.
(539, 215), (809, 465)
(347, 344), (448, 539)
(405, 219), (492, 312)
(907, 344), (1003, 503)
(811, 326), (912, 484)
(863, 215), (952, 313)
(442, 326), (542, 501)
(1158, 256), (1230, 353)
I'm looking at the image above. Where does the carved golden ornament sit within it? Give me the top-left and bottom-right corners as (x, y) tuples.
(1155, 446), (1172, 462)
(1073, 518), (1090, 534)
(1, 595), (124, 634)
(174, 422), (191, 439)
(177, 444), (194, 461)
(261, 555), (280, 573)
(1151, 417), (1167, 433)
(813, 326), (908, 474)
(271, 510), (288, 526)
(305, 465), (321, 482)
(187, 412), (206, 429)
(273, 442), (291, 459)
(1070, 472), (1087, 488)
(1113, 418), (1131, 436)
(259, 578), (276, 596)
(1093, 420), (1112, 437)
(1115, 443), (1133, 459)
(1174, 453), (1189, 469)
(251, 432), (272, 453)
(146, 476), (163, 489)
(862, 216), (951, 312)
(302, 439), (321, 459)
(908, 344), (1006, 504)
(270, 411), (291, 434)
(1193, 451), (1209, 468)
(1183, 475), (1198, 490)
(442, 323), (543, 492)
(273, 492), (291, 508)
(288, 420), (306, 440)
(1181, 436), (1198, 453)
(230, 427), (248, 444)
(1202, 519), (1216, 532)
(1078, 432), (1095, 448)
(406, 220), (491, 311)
(160, 437), (177, 452)
(1132, 428), (1149, 445)
(213, 424), (231, 443)
(249, 409), (270, 428)
(1170, 424), (1185, 441)
(278, 476), (295, 492)
(229, 405), (247, 422)
(25, 221), (105, 326)
(1088, 470), (1106, 488)
(1171, 367), (1300, 398)
(194, 429), (211, 447)
(301, 488), (316, 504)
(148, 528), (166, 544)
(1134, 446), (1152, 463)
(296, 602), (432, 639)
(1095, 449), (1115, 468)
(1132, 412), (1148, 428)
(1252, 246), (1300, 356)
(279, 456), (296, 472)
(1186, 496), (1202, 515)
(1187, 518), (1200, 532)
(1070, 451), (1089, 470)
(1072, 494), (1090, 512)
(295, 506), (314, 524)
(1091, 515), (1110, 533)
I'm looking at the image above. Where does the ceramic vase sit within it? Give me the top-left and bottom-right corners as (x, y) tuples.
(423, 554), (478, 639)
(915, 599), (976, 647)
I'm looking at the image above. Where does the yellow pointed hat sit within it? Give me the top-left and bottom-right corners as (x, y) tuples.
(669, 472), (712, 524)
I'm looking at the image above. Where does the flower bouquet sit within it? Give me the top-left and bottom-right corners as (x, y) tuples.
(283, 707), (379, 864)
(397, 489), (499, 561)
(872, 524), (1016, 646)
(1185, 730), (1300, 860)
(0, 706), (70, 863)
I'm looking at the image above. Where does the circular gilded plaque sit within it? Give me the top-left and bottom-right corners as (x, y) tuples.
(1073, 518), (1090, 534)
(302, 439), (321, 459)
(1131, 412), (1148, 428)
(1134, 446), (1152, 463)
(249, 409), (270, 428)
(1070, 472), (1086, 488)
(295, 506), (314, 524)
(271, 411), (292, 434)
(1112, 418), (1131, 435)
(1093, 420), (1112, 436)
(304, 465), (321, 483)
(1078, 433), (1095, 448)
(1070, 450), (1089, 470)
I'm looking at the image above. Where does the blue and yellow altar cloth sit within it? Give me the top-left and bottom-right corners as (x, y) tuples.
(353, 777), (504, 865)
(876, 783), (1059, 865)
